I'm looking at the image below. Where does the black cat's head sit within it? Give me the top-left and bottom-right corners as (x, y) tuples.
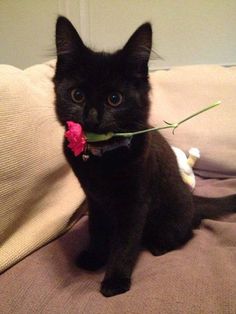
(54, 16), (152, 134)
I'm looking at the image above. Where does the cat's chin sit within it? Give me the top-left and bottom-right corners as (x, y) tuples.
(87, 136), (132, 156)
(88, 136), (124, 147)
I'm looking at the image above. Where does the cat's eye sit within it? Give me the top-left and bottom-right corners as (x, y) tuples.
(71, 89), (85, 104)
(107, 92), (123, 107)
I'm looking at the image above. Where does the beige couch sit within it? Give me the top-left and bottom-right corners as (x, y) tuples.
(0, 61), (235, 313)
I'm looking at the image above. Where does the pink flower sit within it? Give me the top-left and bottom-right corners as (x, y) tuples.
(65, 121), (86, 156)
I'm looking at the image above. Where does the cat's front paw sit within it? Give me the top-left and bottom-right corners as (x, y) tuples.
(100, 277), (131, 297)
(76, 250), (106, 271)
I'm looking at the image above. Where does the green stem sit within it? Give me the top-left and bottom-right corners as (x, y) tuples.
(114, 101), (221, 137)
(113, 124), (174, 137)
(173, 100), (221, 127)
(85, 101), (221, 142)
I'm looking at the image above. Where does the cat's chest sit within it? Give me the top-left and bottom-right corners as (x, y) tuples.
(66, 148), (143, 198)
(77, 156), (133, 186)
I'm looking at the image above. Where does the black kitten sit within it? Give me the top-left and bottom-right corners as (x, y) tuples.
(54, 16), (236, 297)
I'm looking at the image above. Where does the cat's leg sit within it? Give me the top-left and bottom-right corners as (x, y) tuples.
(143, 216), (193, 256)
(143, 188), (194, 256)
(100, 203), (147, 297)
(76, 199), (110, 271)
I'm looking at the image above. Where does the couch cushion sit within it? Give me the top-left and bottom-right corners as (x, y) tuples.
(1, 61), (235, 273)
(0, 61), (85, 273)
(149, 65), (236, 178)
(0, 178), (235, 314)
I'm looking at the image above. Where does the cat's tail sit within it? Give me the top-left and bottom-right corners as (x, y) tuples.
(192, 194), (236, 227)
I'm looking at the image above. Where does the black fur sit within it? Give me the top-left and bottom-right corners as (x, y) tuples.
(54, 16), (236, 297)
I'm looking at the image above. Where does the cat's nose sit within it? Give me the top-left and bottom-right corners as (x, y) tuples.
(84, 107), (99, 129)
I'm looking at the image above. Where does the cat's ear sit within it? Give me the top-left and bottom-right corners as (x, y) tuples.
(55, 16), (85, 56)
(123, 23), (152, 77)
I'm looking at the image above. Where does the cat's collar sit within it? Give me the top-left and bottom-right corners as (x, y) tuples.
(82, 137), (132, 160)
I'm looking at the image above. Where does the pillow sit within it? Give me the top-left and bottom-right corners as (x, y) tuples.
(149, 65), (236, 178)
(0, 60), (85, 272)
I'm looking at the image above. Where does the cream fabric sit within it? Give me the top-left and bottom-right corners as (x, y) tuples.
(149, 65), (236, 178)
(0, 61), (85, 272)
